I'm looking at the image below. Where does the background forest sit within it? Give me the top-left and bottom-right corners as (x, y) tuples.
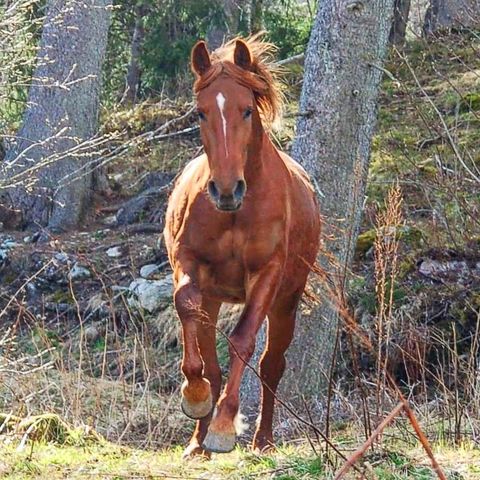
(0, 0), (480, 478)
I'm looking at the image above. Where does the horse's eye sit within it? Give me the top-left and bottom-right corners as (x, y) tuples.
(243, 107), (253, 119)
(198, 110), (206, 121)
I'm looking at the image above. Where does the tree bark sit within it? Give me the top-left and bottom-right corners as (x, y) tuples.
(0, 0), (112, 231)
(207, 0), (245, 49)
(122, 2), (148, 105)
(250, 0), (264, 33)
(390, 0), (411, 45)
(423, 0), (480, 35)
(284, 0), (395, 402)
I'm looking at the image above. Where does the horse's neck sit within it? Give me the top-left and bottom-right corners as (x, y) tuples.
(245, 130), (279, 184)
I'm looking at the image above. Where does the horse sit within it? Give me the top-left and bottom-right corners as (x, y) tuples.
(163, 36), (320, 458)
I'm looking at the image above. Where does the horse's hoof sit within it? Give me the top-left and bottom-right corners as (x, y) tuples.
(182, 442), (211, 460)
(181, 393), (212, 419)
(252, 442), (275, 455)
(202, 430), (236, 453)
(252, 434), (275, 454)
(181, 379), (212, 419)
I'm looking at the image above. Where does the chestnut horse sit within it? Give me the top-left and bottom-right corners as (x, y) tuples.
(164, 37), (320, 457)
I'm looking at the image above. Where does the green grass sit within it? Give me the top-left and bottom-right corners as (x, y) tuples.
(0, 442), (329, 479)
(1, 438), (479, 479)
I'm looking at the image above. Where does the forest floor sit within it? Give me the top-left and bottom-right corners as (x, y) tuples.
(1, 31), (480, 479)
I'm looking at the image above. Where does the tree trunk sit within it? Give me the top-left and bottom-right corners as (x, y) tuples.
(0, 0), (112, 232)
(122, 3), (148, 105)
(284, 0), (395, 403)
(407, 0), (430, 37)
(207, 0), (245, 49)
(423, 0), (480, 35)
(250, 0), (264, 33)
(390, 0), (411, 45)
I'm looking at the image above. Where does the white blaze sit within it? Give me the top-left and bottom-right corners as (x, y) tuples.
(216, 92), (228, 157)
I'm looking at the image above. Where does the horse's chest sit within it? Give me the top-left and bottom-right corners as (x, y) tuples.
(217, 228), (246, 256)
(186, 227), (246, 301)
(191, 225), (247, 264)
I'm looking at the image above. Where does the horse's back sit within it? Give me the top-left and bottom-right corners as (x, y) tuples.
(277, 150), (321, 295)
(280, 151), (320, 231)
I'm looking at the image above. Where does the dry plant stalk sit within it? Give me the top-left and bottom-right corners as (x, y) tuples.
(374, 184), (403, 419)
(332, 294), (447, 479)
(305, 224), (447, 478)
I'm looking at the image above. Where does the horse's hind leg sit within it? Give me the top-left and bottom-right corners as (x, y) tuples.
(174, 274), (214, 420)
(183, 298), (222, 459)
(252, 291), (300, 453)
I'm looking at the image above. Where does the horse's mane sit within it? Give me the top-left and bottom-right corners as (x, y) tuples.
(194, 34), (283, 128)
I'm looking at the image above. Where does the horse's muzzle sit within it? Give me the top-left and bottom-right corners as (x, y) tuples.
(208, 179), (246, 211)
(216, 198), (242, 211)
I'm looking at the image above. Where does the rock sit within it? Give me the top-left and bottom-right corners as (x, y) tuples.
(2, 240), (20, 249)
(102, 215), (117, 226)
(356, 230), (376, 257)
(54, 252), (69, 263)
(106, 246), (123, 258)
(128, 275), (173, 313)
(45, 302), (72, 313)
(25, 282), (40, 303)
(31, 231), (42, 243)
(0, 204), (22, 229)
(112, 173), (125, 183)
(69, 263), (91, 281)
(140, 264), (162, 279)
(116, 173), (174, 226)
(418, 258), (476, 284)
(356, 226), (425, 258)
(84, 325), (101, 343)
(111, 285), (129, 293)
(141, 171), (175, 190)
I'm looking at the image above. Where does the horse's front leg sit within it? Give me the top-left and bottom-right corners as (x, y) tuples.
(183, 298), (222, 459)
(202, 260), (283, 453)
(174, 272), (214, 420)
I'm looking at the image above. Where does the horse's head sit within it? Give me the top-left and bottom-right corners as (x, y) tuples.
(192, 35), (281, 211)
(191, 37), (281, 212)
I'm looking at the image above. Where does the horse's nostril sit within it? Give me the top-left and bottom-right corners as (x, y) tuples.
(234, 179), (246, 200)
(208, 180), (219, 200)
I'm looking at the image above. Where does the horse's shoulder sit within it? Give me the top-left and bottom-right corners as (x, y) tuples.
(277, 151), (314, 192)
(165, 154), (207, 244)
(175, 154), (207, 187)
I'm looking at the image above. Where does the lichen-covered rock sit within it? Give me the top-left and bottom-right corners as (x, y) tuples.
(140, 264), (162, 279)
(128, 275), (173, 313)
(356, 225), (425, 257)
(69, 263), (91, 281)
(106, 246), (123, 258)
(115, 172), (175, 226)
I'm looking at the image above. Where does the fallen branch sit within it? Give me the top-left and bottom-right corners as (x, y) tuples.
(122, 223), (164, 234)
(400, 394), (448, 480)
(276, 53), (305, 67)
(334, 402), (404, 479)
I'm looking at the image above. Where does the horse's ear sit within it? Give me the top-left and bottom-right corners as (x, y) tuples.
(234, 39), (252, 71)
(191, 41), (211, 77)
